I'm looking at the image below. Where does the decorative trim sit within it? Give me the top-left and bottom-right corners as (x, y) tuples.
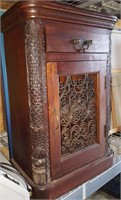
(59, 74), (97, 155)
(106, 30), (112, 154)
(25, 19), (50, 185)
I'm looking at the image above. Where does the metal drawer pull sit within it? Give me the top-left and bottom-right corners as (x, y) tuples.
(70, 39), (92, 52)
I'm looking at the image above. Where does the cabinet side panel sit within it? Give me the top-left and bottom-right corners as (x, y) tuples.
(3, 24), (32, 178)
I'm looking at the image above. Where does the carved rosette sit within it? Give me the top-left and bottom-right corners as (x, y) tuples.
(106, 30), (112, 154)
(25, 19), (50, 185)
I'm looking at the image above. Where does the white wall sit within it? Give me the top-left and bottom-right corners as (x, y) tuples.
(111, 30), (121, 129)
(111, 30), (121, 69)
(112, 73), (121, 127)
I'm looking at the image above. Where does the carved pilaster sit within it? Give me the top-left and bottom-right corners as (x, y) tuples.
(25, 19), (51, 185)
(106, 30), (112, 154)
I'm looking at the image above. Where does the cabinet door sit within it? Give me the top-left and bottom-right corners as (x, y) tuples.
(47, 61), (106, 180)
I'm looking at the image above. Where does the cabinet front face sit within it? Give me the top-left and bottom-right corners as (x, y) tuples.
(47, 61), (106, 180)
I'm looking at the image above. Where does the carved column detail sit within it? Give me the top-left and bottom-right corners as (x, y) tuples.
(106, 30), (112, 154)
(25, 19), (51, 185)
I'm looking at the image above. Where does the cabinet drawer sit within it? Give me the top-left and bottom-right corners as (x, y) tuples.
(46, 24), (109, 53)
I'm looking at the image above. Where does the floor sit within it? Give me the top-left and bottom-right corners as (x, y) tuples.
(0, 131), (120, 200)
(87, 190), (118, 199)
(0, 131), (8, 149)
(0, 131), (9, 160)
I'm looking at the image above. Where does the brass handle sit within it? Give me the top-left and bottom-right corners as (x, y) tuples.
(70, 39), (92, 52)
(53, 108), (59, 133)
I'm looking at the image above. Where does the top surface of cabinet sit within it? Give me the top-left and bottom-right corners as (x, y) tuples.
(1, 1), (117, 32)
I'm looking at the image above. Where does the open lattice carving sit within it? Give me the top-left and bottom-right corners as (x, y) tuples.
(59, 74), (97, 156)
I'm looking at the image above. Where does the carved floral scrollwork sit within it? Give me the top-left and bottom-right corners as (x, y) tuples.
(59, 74), (97, 156)
(106, 31), (112, 154)
(25, 19), (50, 185)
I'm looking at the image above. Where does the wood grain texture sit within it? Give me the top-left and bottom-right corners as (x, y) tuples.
(47, 61), (106, 180)
(46, 23), (109, 53)
(1, 1), (117, 32)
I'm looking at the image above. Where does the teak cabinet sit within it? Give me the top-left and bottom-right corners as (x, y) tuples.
(1, 1), (117, 199)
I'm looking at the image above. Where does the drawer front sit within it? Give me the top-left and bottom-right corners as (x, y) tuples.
(46, 24), (109, 53)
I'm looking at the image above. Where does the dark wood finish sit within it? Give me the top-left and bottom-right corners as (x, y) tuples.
(47, 61), (106, 179)
(46, 23), (109, 53)
(11, 153), (113, 199)
(46, 53), (108, 62)
(1, 1), (117, 31)
(1, 1), (117, 199)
